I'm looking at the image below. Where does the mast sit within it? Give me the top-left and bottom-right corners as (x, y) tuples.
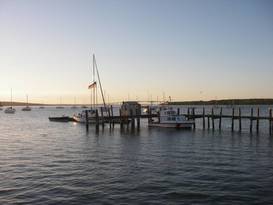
(93, 54), (107, 108)
(11, 88), (13, 108)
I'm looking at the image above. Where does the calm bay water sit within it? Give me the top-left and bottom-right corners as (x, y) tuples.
(0, 106), (273, 204)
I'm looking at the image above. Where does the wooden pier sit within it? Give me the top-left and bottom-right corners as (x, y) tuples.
(84, 106), (273, 135)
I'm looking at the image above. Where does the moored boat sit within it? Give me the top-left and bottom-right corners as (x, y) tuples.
(148, 107), (195, 128)
(22, 95), (31, 111)
(5, 89), (16, 114)
(73, 54), (108, 123)
(5, 106), (16, 114)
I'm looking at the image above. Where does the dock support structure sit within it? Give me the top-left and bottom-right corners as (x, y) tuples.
(250, 108), (253, 133)
(85, 110), (89, 132)
(269, 108), (272, 136)
(211, 108), (215, 131)
(192, 108), (196, 129)
(100, 107), (104, 129)
(95, 109), (99, 132)
(219, 107), (222, 130)
(239, 107), (242, 132)
(202, 107), (205, 130)
(256, 107), (260, 133)
(231, 108), (234, 132)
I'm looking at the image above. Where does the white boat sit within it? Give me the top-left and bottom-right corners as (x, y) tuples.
(5, 106), (16, 114)
(73, 54), (108, 123)
(22, 95), (31, 111)
(5, 89), (16, 114)
(73, 109), (97, 123)
(148, 107), (195, 128)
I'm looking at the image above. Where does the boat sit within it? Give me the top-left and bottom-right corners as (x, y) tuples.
(56, 97), (64, 109)
(22, 95), (31, 111)
(73, 54), (108, 123)
(148, 107), (195, 128)
(49, 116), (73, 122)
(4, 89), (16, 114)
(71, 97), (77, 109)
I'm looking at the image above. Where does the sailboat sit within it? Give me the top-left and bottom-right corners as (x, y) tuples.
(5, 89), (16, 114)
(71, 97), (77, 109)
(22, 95), (31, 111)
(56, 97), (64, 109)
(73, 54), (108, 123)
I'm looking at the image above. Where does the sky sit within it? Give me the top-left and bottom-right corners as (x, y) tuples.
(0, 0), (273, 104)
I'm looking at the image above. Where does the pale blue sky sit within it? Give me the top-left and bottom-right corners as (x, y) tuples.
(0, 0), (273, 103)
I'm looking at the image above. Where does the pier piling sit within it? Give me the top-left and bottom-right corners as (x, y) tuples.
(250, 108), (253, 133)
(239, 107), (242, 132)
(219, 107), (222, 130)
(212, 108), (215, 131)
(202, 107), (205, 130)
(95, 109), (99, 132)
(231, 108), (234, 132)
(256, 107), (260, 133)
(85, 110), (89, 131)
(269, 108), (272, 136)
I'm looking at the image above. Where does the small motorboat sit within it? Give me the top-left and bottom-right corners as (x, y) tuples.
(148, 107), (195, 129)
(5, 106), (16, 114)
(49, 116), (72, 122)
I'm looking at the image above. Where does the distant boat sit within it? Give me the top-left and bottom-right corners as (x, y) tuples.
(39, 106), (45, 109)
(56, 97), (64, 109)
(148, 107), (194, 128)
(71, 97), (77, 109)
(22, 95), (31, 111)
(5, 89), (16, 114)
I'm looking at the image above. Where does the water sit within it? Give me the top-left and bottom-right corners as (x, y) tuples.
(1, 106), (273, 204)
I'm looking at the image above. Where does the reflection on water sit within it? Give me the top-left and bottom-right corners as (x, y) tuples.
(0, 106), (273, 204)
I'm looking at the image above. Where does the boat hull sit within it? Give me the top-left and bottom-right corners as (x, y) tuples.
(148, 122), (194, 129)
(4, 107), (16, 114)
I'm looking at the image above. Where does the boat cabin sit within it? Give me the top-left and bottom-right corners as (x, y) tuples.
(121, 101), (141, 117)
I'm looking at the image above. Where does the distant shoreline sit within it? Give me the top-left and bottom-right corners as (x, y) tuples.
(1, 98), (273, 106)
(167, 99), (273, 105)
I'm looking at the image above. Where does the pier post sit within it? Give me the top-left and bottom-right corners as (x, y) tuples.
(250, 108), (253, 133)
(212, 108), (215, 131)
(108, 107), (112, 129)
(111, 105), (114, 128)
(219, 107), (222, 130)
(187, 108), (190, 119)
(256, 107), (260, 133)
(269, 109), (272, 136)
(192, 108), (196, 129)
(239, 107), (242, 132)
(231, 108), (234, 132)
(85, 110), (89, 132)
(137, 109), (140, 130)
(119, 109), (124, 129)
(207, 116), (210, 130)
(202, 107), (205, 130)
(95, 109), (99, 132)
(130, 109), (135, 130)
(100, 107), (104, 129)
(177, 108), (180, 115)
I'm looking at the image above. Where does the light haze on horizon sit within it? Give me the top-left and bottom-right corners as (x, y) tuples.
(0, 0), (273, 104)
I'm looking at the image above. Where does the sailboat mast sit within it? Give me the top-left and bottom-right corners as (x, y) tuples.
(11, 88), (13, 108)
(93, 54), (107, 108)
(92, 54), (96, 108)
